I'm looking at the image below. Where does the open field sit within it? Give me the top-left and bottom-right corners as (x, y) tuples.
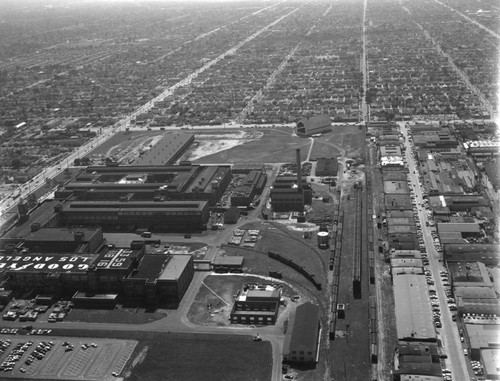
(313, 125), (366, 160)
(125, 332), (272, 381)
(0, 336), (136, 380)
(190, 128), (309, 164)
(66, 308), (167, 325)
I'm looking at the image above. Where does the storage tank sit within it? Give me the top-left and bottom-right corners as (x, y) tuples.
(317, 231), (329, 249)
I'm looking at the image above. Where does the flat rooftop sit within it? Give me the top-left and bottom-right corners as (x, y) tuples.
(393, 274), (436, 341)
(159, 255), (191, 281)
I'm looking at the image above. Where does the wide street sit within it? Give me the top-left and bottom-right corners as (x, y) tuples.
(399, 122), (469, 379)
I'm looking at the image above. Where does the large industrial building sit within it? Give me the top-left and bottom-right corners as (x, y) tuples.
(53, 164), (232, 232)
(393, 274), (436, 341)
(133, 132), (194, 166)
(271, 149), (312, 212)
(314, 158), (338, 177)
(0, 243), (194, 308)
(230, 170), (267, 207)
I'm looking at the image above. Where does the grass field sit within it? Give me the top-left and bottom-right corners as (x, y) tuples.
(66, 308), (167, 324)
(125, 333), (272, 381)
(3, 330), (271, 381)
(192, 128), (309, 164)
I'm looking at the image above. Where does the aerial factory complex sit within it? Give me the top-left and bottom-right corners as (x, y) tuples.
(0, 0), (498, 380)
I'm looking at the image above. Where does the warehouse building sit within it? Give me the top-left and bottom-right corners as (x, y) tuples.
(230, 170), (267, 207)
(443, 244), (500, 265)
(465, 324), (500, 365)
(393, 274), (436, 341)
(448, 261), (493, 288)
(122, 253), (193, 308)
(55, 164), (232, 207)
(23, 227), (104, 254)
(58, 200), (210, 232)
(230, 283), (281, 325)
(133, 133), (194, 166)
(2, 253), (98, 296)
(282, 302), (320, 364)
(455, 287), (500, 316)
(296, 114), (331, 137)
(315, 158), (338, 177)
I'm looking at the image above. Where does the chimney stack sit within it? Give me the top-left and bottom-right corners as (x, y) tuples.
(296, 148), (303, 192)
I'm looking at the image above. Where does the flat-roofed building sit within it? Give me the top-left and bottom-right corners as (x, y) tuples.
(380, 145), (402, 157)
(315, 158), (338, 177)
(230, 170), (267, 207)
(481, 349), (500, 379)
(55, 164), (232, 207)
(122, 254), (193, 308)
(385, 194), (413, 210)
(282, 302), (320, 363)
(230, 283), (281, 325)
(24, 227), (104, 254)
(2, 253), (98, 296)
(465, 324), (500, 361)
(448, 261), (493, 288)
(133, 133), (194, 166)
(444, 244), (500, 265)
(393, 274), (436, 341)
(384, 181), (411, 194)
(391, 258), (423, 270)
(437, 223), (481, 234)
(59, 200), (210, 232)
(387, 217), (415, 226)
(455, 284), (500, 316)
(388, 225), (417, 234)
(390, 250), (422, 259)
(212, 256), (244, 272)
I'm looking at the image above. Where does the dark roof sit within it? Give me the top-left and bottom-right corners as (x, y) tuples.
(27, 227), (101, 242)
(129, 254), (169, 282)
(283, 302), (320, 354)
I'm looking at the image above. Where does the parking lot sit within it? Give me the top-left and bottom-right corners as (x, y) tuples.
(0, 336), (136, 379)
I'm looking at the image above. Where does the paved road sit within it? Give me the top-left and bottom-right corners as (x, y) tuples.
(399, 122), (469, 380)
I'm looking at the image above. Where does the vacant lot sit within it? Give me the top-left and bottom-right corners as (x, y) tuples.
(192, 128), (310, 164)
(311, 125), (366, 160)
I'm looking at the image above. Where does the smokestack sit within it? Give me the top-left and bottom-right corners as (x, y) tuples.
(296, 148), (303, 192)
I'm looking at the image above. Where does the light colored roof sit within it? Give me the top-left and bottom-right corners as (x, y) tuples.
(437, 223), (480, 233)
(159, 255), (191, 281)
(393, 274), (436, 340)
(212, 256), (244, 266)
(466, 324), (500, 349)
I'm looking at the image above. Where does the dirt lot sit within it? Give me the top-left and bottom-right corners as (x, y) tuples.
(189, 128), (309, 164)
